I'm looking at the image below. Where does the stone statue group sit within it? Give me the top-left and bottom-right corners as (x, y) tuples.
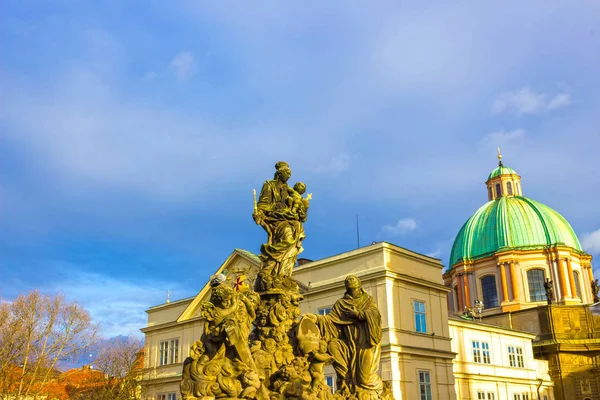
(181, 162), (393, 400)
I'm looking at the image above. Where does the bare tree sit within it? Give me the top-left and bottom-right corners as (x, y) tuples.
(0, 290), (98, 400)
(71, 337), (144, 400)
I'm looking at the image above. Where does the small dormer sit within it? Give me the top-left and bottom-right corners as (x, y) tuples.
(485, 149), (522, 201)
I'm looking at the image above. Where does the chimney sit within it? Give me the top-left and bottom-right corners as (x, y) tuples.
(296, 258), (312, 266)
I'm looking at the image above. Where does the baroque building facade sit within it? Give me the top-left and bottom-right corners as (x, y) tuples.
(449, 317), (553, 400)
(141, 244), (553, 400)
(444, 154), (599, 400)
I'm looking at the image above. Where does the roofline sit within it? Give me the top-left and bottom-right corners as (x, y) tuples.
(146, 296), (196, 312)
(448, 315), (537, 338)
(295, 241), (442, 274)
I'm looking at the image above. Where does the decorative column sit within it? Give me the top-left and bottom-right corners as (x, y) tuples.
(499, 262), (509, 302)
(557, 257), (569, 299)
(510, 260), (520, 301)
(463, 273), (471, 308)
(566, 258), (577, 298)
(456, 273), (464, 311)
(587, 265), (594, 286)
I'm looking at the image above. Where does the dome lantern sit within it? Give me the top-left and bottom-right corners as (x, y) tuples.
(485, 149), (522, 201)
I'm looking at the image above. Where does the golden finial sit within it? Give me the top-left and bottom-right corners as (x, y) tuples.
(166, 290), (171, 304)
(497, 147), (503, 166)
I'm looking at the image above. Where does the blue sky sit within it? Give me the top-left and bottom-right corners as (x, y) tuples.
(2, 1), (600, 338)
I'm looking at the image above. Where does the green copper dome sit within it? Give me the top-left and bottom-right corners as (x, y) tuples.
(450, 196), (582, 266)
(488, 165), (518, 180)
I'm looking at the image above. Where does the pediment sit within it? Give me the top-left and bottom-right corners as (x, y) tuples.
(177, 248), (261, 322)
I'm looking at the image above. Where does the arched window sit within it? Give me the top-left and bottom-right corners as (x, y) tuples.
(507, 182), (513, 195)
(527, 269), (546, 302)
(495, 183), (502, 197)
(488, 187), (493, 201)
(573, 270), (581, 299)
(481, 275), (499, 308)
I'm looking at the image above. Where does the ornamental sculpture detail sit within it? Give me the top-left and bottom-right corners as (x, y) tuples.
(253, 161), (310, 292)
(181, 161), (394, 400)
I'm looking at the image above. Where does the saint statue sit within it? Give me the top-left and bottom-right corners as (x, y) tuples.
(253, 161), (310, 291)
(544, 278), (554, 305)
(307, 276), (390, 399)
(592, 279), (600, 303)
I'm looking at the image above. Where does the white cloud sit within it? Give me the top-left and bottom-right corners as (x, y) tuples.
(382, 218), (417, 236)
(548, 92), (572, 110)
(170, 51), (197, 80)
(493, 87), (572, 115)
(43, 270), (187, 339)
(481, 129), (525, 148)
(582, 229), (600, 255)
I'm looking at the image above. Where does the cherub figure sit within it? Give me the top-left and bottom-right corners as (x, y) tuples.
(308, 341), (335, 393)
(287, 182), (311, 217)
(274, 343), (295, 367)
(291, 357), (312, 388)
(240, 370), (262, 399)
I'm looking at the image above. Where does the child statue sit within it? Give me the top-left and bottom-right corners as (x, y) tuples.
(287, 182), (311, 218)
(308, 340), (335, 394)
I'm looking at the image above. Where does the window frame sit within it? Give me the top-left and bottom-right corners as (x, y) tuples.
(472, 340), (491, 364)
(508, 346), (525, 368)
(418, 370), (432, 400)
(495, 183), (502, 197)
(317, 306), (332, 316)
(477, 391), (496, 400)
(413, 300), (427, 333)
(325, 375), (336, 393)
(158, 393), (177, 400)
(526, 269), (546, 302)
(480, 275), (499, 308)
(507, 181), (513, 195)
(159, 338), (180, 366)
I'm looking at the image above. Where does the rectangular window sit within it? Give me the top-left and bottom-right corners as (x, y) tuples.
(472, 341), (491, 364)
(168, 394), (177, 400)
(508, 346), (524, 368)
(157, 394), (176, 400)
(159, 339), (179, 366)
(513, 394), (529, 400)
(472, 341), (481, 363)
(414, 301), (427, 333)
(418, 371), (432, 400)
(477, 392), (496, 400)
(317, 306), (332, 316)
(325, 375), (336, 393)
(482, 342), (490, 364)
